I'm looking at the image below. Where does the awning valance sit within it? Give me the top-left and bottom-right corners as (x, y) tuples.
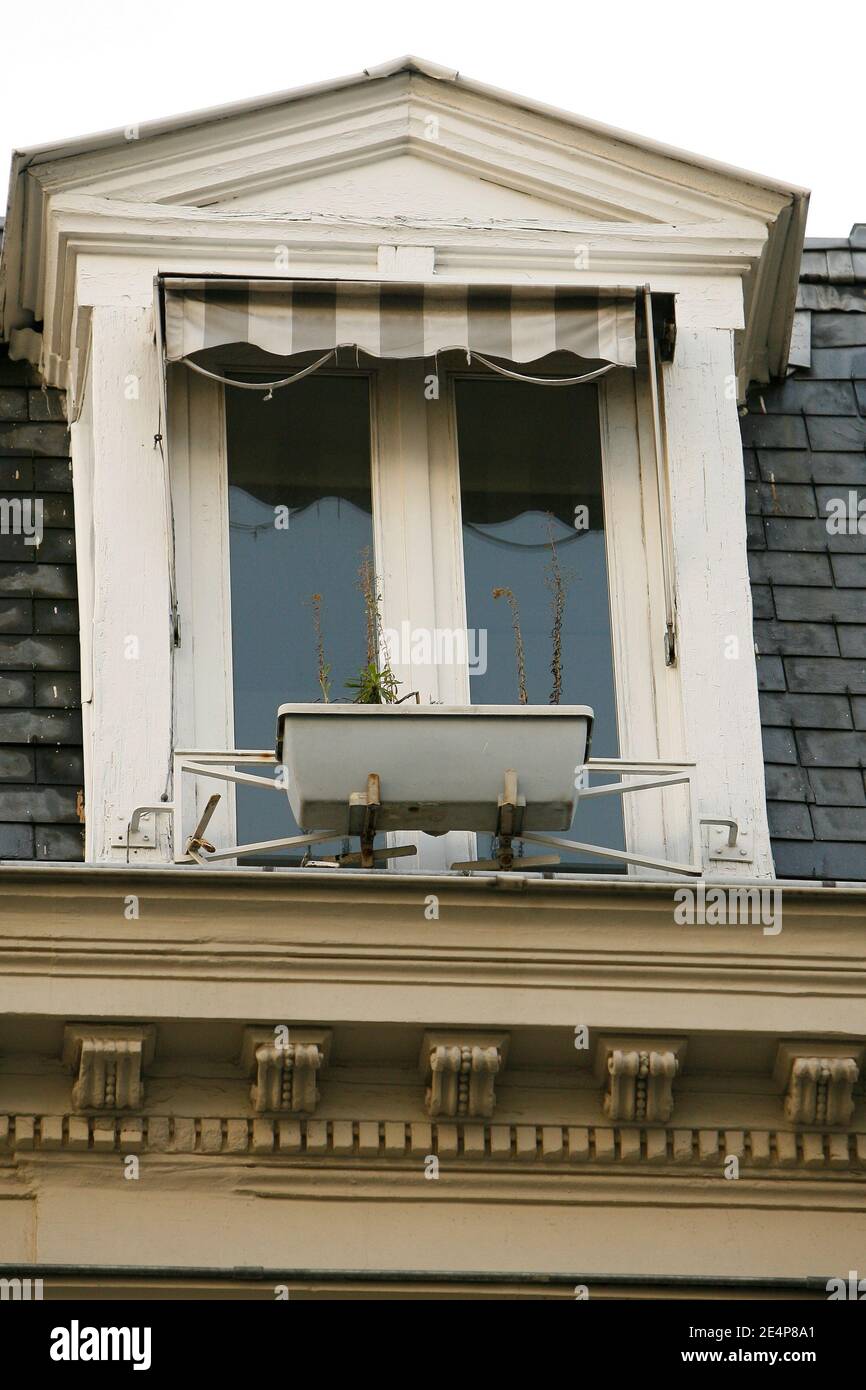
(163, 278), (638, 369)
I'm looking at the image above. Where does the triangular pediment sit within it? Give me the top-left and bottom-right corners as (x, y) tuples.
(210, 152), (600, 223)
(2, 57), (807, 387)
(25, 64), (789, 231)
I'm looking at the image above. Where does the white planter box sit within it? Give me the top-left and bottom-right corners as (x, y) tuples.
(275, 703), (593, 834)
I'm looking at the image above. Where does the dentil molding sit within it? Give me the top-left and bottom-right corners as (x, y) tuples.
(2, 1112), (866, 1174)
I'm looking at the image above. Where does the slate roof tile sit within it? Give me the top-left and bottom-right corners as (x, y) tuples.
(751, 585), (774, 619)
(740, 414), (809, 448)
(759, 692), (853, 729)
(773, 840), (865, 879)
(810, 312), (866, 347)
(34, 825), (85, 860)
(767, 518), (864, 553)
(755, 483), (817, 517)
(801, 454), (866, 485)
(743, 232), (866, 880)
(767, 802), (813, 838)
(754, 379), (858, 415)
(830, 554), (866, 586)
(0, 349), (82, 861)
(0, 824), (34, 857)
(764, 764), (810, 800)
(756, 655), (786, 690)
(795, 729), (866, 768)
(811, 806), (866, 841)
(749, 550), (833, 585)
(838, 627), (866, 657)
(784, 657), (866, 694)
(808, 346), (866, 376)
(805, 416), (866, 451)
(753, 619), (838, 654)
(761, 728), (798, 764)
(808, 768), (866, 806)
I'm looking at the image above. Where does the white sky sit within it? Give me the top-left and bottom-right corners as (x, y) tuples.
(3, 0), (863, 237)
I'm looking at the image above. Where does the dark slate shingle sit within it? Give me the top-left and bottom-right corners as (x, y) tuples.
(759, 692), (853, 729)
(0, 349), (83, 861)
(784, 657), (866, 693)
(808, 768), (866, 806)
(742, 228), (866, 880)
(753, 620), (838, 655)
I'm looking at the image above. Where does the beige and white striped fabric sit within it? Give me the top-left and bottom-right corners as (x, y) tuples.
(163, 279), (637, 368)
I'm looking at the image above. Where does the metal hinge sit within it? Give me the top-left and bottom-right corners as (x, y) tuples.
(664, 621), (677, 667)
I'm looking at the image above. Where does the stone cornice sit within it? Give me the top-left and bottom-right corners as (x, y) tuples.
(0, 869), (864, 1039)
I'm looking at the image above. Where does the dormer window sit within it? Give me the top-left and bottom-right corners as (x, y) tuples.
(0, 59), (805, 873)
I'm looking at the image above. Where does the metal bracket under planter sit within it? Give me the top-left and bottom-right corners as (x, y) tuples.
(319, 772), (418, 868)
(118, 749), (727, 878)
(449, 769), (562, 872)
(452, 762), (702, 877)
(154, 751), (417, 867)
(119, 749), (503, 866)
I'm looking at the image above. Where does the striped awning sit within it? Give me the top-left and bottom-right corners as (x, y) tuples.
(163, 279), (637, 368)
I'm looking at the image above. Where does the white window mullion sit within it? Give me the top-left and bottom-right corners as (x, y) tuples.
(373, 360), (473, 871)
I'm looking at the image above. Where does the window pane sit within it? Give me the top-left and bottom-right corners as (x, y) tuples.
(225, 373), (373, 861)
(455, 376), (625, 871)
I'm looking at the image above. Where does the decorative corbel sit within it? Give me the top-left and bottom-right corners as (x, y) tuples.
(774, 1042), (863, 1126)
(420, 1032), (510, 1118)
(595, 1036), (687, 1122)
(241, 1027), (332, 1114)
(62, 1025), (156, 1111)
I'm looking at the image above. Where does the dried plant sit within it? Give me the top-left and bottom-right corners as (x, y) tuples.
(492, 586), (527, 705)
(345, 548), (401, 704)
(357, 547), (379, 669)
(308, 558), (401, 706)
(309, 592), (331, 702)
(544, 516), (569, 705)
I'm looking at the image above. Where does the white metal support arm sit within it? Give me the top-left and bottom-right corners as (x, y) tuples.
(118, 750), (716, 877)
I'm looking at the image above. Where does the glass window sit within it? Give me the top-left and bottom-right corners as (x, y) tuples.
(455, 375), (625, 870)
(225, 373), (373, 861)
(221, 365), (625, 872)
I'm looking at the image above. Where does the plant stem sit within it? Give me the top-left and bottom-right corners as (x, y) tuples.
(545, 515), (567, 705)
(348, 548), (401, 704)
(493, 587), (528, 705)
(358, 547), (379, 669)
(309, 593), (331, 702)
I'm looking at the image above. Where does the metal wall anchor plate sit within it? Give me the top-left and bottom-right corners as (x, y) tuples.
(110, 813), (156, 849)
(706, 823), (754, 862)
